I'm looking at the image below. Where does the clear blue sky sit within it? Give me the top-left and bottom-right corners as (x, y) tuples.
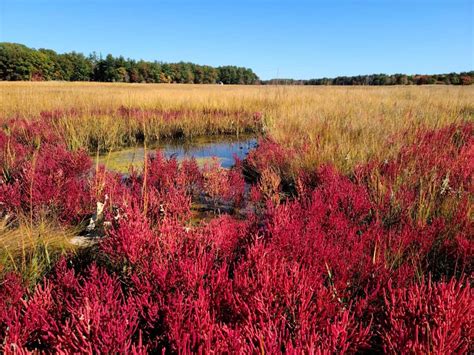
(1, 0), (472, 79)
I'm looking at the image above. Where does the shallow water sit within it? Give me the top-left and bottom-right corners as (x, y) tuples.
(96, 135), (258, 174)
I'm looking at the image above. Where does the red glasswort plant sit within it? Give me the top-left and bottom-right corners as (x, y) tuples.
(0, 119), (93, 224)
(382, 277), (473, 353)
(1, 120), (472, 353)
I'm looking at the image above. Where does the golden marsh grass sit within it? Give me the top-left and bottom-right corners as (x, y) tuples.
(0, 218), (78, 285)
(1, 82), (473, 173)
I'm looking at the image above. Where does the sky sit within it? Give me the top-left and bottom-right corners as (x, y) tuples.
(0, 0), (472, 80)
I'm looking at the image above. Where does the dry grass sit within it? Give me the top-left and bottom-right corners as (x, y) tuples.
(0, 218), (78, 285)
(1, 82), (473, 172)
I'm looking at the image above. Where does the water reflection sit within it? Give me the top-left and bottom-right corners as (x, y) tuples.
(96, 135), (258, 173)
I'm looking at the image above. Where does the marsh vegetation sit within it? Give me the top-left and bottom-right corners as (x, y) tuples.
(0, 83), (473, 353)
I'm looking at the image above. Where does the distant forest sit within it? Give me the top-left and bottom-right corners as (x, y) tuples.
(1, 43), (472, 85)
(0, 43), (259, 84)
(263, 72), (474, 86)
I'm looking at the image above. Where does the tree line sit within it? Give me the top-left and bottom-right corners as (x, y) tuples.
(1, 42), (472, 86)
(263, 72), (473, 86)
(0, 43), (259, 84)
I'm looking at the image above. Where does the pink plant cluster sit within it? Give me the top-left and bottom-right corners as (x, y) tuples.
(0, 119), (246, 225)
(0, 119), (92, 223)
(0, 120), (473, 353)
(32, 107), (264, 135)
(118, 106), (262, 126)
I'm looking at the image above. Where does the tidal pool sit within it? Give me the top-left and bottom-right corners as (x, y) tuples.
(95, 135), (258, 174)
